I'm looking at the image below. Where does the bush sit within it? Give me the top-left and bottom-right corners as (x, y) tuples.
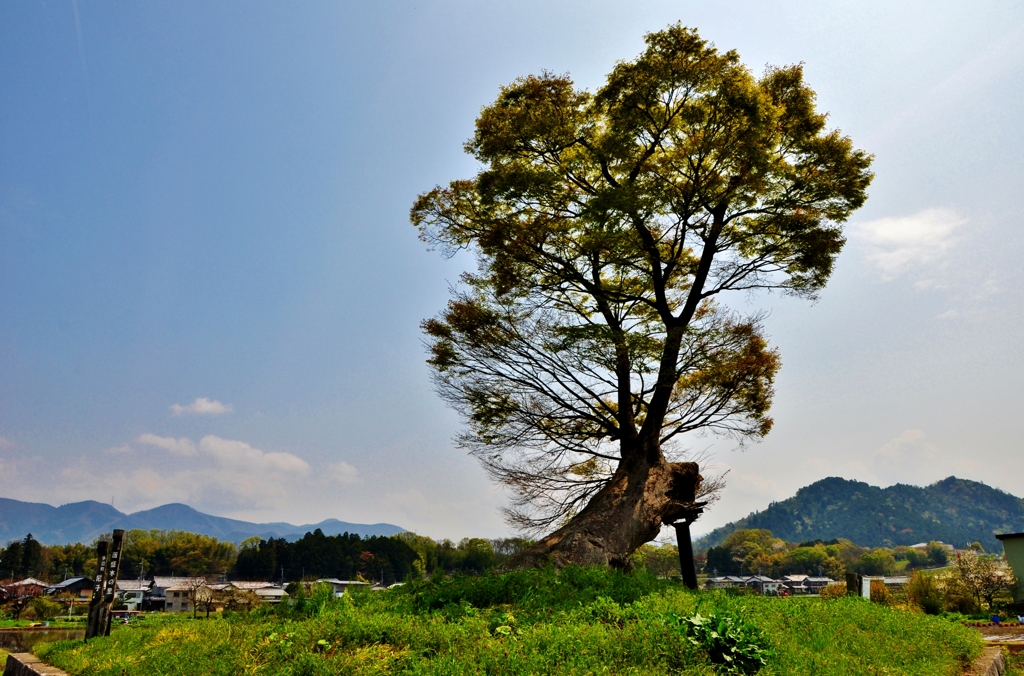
(870, 579), (893, 605)
(673, 611), (772, 674)
(819, 582), (847, 600)
(907, 572), (943, 615)
(942, 572), (981, 615)
(28, 596), (62, 620)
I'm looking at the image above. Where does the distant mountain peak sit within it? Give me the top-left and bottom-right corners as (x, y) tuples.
(0, 497), (405, 545)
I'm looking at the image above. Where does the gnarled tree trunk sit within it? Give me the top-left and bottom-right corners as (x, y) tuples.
(507, 454), (702, 569)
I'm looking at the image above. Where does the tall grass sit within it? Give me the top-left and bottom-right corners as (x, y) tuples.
(36, 567), (981, 676)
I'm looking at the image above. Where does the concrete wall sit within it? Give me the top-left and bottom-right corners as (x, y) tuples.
(998, 534), (1024, 603)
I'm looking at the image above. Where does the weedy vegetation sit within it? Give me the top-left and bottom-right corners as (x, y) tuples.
(35, 567), (981, 675)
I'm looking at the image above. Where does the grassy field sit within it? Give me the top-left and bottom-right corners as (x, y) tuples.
(34, 567), (982, 676)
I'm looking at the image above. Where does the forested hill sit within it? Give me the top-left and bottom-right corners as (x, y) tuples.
(695, 477), (1024, 552)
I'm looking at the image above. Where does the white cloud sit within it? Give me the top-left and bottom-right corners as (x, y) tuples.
(0, 435), (12, 449)
(197, 436), (310, 476)
(103, 444), (133, 455)
(807, 429), (984, 488)
(48, 435), (314, 513)
(137, 433), (198, 456)
(170, 397), (234, 416)
(852, 208), (966, 281)
(326, 461), (361, 486)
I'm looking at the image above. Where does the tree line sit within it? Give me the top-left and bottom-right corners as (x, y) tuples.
(4, 527), (971, 588)
(700, 529), (952, 578)
(1, 530), (534, 585)
(1, 534), (97, 582)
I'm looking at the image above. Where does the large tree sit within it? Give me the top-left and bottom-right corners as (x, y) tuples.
(413, 25), (872, 568)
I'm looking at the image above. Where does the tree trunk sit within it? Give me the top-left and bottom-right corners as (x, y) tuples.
(506, 456), (702, 569)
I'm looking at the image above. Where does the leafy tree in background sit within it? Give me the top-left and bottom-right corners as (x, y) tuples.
(856, 549), (896, 576)
(1, 539), (26, 580)
(633, 542), (681, 578)
(47, 542), (97, 580)
(119, 530), (236, 578)
(413, 24), (872, 568)
(954, 550), (1016, 609)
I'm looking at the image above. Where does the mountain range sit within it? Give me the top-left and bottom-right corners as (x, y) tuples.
(0, 497), (405, 545)
(695, 476), (1024, 553)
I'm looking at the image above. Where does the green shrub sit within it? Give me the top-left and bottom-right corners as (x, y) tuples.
(819, 582), (846, 600)
(27, 596), (62, 620)
(673, 611), (772, 674)
(906, 571), (943, 615)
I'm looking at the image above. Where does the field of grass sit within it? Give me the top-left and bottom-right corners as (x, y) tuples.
(35, 567), (982, 676)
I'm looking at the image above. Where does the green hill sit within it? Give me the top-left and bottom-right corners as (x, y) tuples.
(695, 476), (1024, 552)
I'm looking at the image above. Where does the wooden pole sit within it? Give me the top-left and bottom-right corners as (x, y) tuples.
(85, 541), (109, 640)
(671, 506), (704, 591)
(99, 529), (125, 637)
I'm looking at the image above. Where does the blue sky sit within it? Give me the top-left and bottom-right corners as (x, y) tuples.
(2, 1), (1022, 541)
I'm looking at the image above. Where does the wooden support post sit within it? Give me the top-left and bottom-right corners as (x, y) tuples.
(84, 541), (109, 640)
(99, 529), (125, 637)
(84, 530), (125, 639)
(671, 506), (704, 591)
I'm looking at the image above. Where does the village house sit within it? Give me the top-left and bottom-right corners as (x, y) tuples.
(115, 579), (152, 611)
(781, 574), (810, 594)
(745, 575), (785, 595)
(704, 573), (835, 596)
(804, 576), (834, 593)
(317, 578), (371, 597)
(47, 576), (94, 601)
(152, 576), (208, 613)
(8, 577), (48, 596)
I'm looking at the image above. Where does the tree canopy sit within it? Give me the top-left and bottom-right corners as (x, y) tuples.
(413, 24), (872, 555)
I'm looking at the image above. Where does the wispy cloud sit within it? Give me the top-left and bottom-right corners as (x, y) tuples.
(0, 435), (13, 449)
(137, 433), (197, 456)
(852, 208), (966, 283)
(170, 397), (234, 416)
(809, 429), (983, 488)
(327, 461), (362, 486)
(198, 436), (310, 476)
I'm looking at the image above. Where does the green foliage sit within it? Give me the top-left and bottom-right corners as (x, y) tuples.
(697, 476), (1024, 552)
(906, 571), (943, 614)
(674, 611), (772, 674)
(120, 530), (236, 578)
(27, 595), (62, 620)
(414, 23), (871, 531)
(631, 542), (681, 577)
(857, 549), (897, 576)
(0, 534), (44, 579)
(37, 567), (981, 676)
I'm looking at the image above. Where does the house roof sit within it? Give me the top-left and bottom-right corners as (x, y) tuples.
(317, 578), (370, 586)
(116, 580), (151, 591)
(783, 574), (809, 581)
(225, 581), (277, 590)
(254, 587), (287, 597)
(996, 533), (1024, 541)
(47, 577), (90, 590)
(152, 576), (206, 589)
(11, 577), (48, 587)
